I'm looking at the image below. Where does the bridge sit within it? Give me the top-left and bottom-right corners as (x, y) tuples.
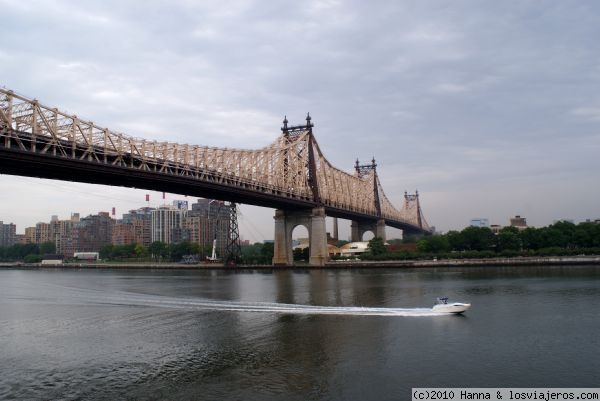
(0, 88), (432, 265)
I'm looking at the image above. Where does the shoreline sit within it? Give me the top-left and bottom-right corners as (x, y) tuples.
(2, 255), (600, 269)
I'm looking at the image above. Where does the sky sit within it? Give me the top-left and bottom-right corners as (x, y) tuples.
(1, 0), (599, 242)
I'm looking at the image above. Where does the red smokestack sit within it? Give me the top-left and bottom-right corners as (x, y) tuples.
(146, 194), (150, 202)
(112, 207), (116, 216)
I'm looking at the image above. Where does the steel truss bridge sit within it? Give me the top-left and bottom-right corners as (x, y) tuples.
(0, 88), (431, 239)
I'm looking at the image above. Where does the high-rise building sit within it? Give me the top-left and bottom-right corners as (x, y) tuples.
(24, 227), (37, 244)
(182, 199), (233, 259)
(112, 222), (136, 246)
(122, 207), (154, 247)
(151, 206), (185, 244)
(0, 221), (17, 247)
(35, 222), (52, 244)
(75, 212), (114, 253)
(49, 214), (80, 257)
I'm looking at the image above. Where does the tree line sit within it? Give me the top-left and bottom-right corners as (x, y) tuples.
(0, 242), (56, 263)
(0, 240), (277, 264)
(362, 221), (600, 261)
(102, 241), (276, 264)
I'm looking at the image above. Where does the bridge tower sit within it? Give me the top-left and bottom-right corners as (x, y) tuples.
(224, 202), (242, 264)
(273, 114), (329, 266)
(350, 158), (386, 243)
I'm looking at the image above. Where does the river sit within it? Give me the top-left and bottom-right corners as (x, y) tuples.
(1, 266), (598, 400)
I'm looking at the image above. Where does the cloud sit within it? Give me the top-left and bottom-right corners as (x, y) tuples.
(1, 0), (600, 236)
(571, 107), (600, 122)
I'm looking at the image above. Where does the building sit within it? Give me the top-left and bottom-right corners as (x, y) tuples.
(509, 215), (527, 230)
(112, 222), (136, 246)
(490, 224), (502, 234)
(24, 227), (37, 244)
(111, 208), (154, 247)
(122, 207), (153, 247)
(151, 206), (185, 244)
(51, 214), (79, 257)
(470, 218), (490, 228)
(0, 222), (17, 247)
(339, 241), (370, 257)
(35, 222), (52, 244)
(184, 199), (232, 259)
(75, 212), (114, 253)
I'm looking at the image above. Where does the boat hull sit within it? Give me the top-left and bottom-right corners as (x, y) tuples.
(432, 303), (471, 314)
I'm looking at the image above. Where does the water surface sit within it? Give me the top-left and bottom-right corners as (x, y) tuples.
(1, 266), (598, 400)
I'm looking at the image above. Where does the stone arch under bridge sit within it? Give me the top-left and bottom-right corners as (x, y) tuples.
(351, 220), (386, 243)
(272, 207), (329, 266)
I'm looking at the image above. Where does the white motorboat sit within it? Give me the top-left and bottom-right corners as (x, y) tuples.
(432, 297), (471, 314)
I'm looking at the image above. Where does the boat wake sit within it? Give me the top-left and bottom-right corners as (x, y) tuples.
(4, 284), (449, 317)
(82, 291), (447, 317)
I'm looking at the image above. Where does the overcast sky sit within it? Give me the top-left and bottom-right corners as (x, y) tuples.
(1, 0), (599, 242)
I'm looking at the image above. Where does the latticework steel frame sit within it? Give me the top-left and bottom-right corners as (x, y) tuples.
(0, 88), (431, 233)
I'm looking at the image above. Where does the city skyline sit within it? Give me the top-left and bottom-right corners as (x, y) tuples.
(1, 1), (599, 240)
(1, 186), (593, 242)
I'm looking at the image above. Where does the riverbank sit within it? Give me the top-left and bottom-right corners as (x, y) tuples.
(2, 255), (600, 269)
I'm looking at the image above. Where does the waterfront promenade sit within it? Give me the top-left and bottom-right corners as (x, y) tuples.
(2, 255), (600, 269)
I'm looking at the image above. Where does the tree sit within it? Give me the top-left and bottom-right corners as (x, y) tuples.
(134, 244), (148, 258)
(446, 230), (467, 251)
(241, 243), (264, 264)
(367, 237), (387, 256)
(23, 254), (42, 263)
(520, 227), (543, 250)
(260, 242), (274, 263)
(497, 231), (521, 252)
(39, 241), (56, 254)
(417, 235), (450, 253)
(148, 241), (168, 261)
(461, 226), (495, 251)
(401, 235), (419, 244)
(293, 247), (309, 261)
(100, 244), (114, 259)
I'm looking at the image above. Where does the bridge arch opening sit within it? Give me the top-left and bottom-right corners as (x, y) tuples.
(291, 225), (310, 263)
(361, 231), (375, 242)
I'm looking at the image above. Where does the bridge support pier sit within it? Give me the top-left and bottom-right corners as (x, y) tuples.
(272, 207), (329, 266)
(350, 219), (386, 242)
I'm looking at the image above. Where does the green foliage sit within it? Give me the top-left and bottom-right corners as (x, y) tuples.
(460, 226), (496, 251)
(401, 235), (419, 244)
(0, 243), (40, 261)
(148, 241), (168, 261)
(39, 241), (56, 254)
(260, 242), (274, 262)
(293, 247), (309, 261)
(358, 222), (600, 262)
(367, 237), (387, 256)
(416, 235), (450, 253)
(23, 254), (43, 263)
(497, 231), (521, 251)
(238, 243), (263, 264)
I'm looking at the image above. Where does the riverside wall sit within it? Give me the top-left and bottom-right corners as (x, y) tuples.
(2, 256), (600, 269)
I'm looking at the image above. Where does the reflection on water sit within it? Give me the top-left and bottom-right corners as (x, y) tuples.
(1, 266), (599, 400)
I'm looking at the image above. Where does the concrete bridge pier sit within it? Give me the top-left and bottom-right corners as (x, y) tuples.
(350, 219), (386, 242)
(273, 207), (329, 266)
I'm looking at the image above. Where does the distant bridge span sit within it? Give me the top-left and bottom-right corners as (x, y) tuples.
(0, 88), (431, 265)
